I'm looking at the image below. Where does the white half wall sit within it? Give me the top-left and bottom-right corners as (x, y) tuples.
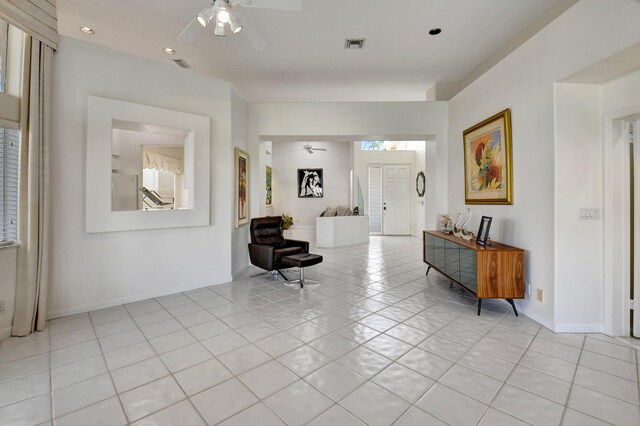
(49, 37), (234, 318)
(447, 0), (640, 330)
(248, 101), (448, 233)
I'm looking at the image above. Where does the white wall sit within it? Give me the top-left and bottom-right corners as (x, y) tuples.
(272, 141), (352, 238)
(0, 247), (17, 339)
(447, 0), (640, 330)
(353, 145), (417, 235)
(415, 143), (427, 237)
(48, 37), (235, 318)
(554, 83), (602, 331)
(248, 102), (448, 234)
(231, 89), (250, 277)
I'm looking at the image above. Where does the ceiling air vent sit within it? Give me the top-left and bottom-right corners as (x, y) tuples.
(173, 59), (191, 69)
(344, 38), (366, 49)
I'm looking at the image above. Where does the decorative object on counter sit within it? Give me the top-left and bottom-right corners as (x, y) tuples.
(463, 108), (513, 205)
(416, 171), (426, 197)
(282, 214), (293, 230)
(441, 214), (452, 234)
(353, 206), (359, 216)
(476, 216), (493, 246)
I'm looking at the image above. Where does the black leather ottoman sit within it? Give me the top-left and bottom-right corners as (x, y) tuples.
(281, 253), (323, 288)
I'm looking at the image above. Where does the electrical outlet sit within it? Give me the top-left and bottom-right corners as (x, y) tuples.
(0, 300), (5, 314)
(536, 289), (544, 302)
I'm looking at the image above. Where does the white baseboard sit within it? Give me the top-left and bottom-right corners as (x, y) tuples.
(515, 305), (556, 332)
(46, 275), (233, 320)
(553, 323), (604, 333)
(232, 265), (250, 280)
(0, 326), (12, 342)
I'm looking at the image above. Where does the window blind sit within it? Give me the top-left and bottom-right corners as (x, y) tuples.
(0, 126), (19, 244)
(143, 168), (175, 199)
(368, 165), (382, 234)
(0, 0), (58, 49)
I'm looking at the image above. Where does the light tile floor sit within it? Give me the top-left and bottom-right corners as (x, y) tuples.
(1, 236), (639, 425)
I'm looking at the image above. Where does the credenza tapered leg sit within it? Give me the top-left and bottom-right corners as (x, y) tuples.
(506, 299), (518, 316)
(426, 266), (431, 276)
(477, 299), (482, 316)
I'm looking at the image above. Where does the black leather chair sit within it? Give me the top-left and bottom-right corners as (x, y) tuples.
(248, 216), (309, 279)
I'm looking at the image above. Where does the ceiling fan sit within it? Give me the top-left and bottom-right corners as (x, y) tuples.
(299, 143), (327, 154)
(177, 0), (302, 50)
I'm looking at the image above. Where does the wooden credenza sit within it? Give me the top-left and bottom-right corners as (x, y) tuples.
(423, 230), (525, 315)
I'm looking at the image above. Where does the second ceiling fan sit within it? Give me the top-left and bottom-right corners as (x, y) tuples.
(177, 0), (302, 50)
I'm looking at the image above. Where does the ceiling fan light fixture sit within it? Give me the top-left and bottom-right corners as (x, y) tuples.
(217, 8), (231, 24)
(214, 21), (226, 37)
(197, 8), (215, 27)
(229, 16), (243, 34)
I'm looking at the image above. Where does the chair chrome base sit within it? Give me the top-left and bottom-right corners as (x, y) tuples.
(250, 270), (288, 280)
(283, 267), (318, 288)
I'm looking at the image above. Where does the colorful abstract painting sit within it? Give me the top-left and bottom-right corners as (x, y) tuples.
(235, 148), (249, 227)
(266, 165), (272, 207)
(463, 109), (513, 204)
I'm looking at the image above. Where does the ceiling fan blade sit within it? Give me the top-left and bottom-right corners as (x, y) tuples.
(235, 12), (268, 50)
(237, 0), (302, 11)
(312, 148), (327, 151)
(177, 18), (201, 43)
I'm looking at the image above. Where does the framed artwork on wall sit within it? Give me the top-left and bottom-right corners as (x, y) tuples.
(266, 165), (272, 207)
(298, 168), (323, 198)
(235, 147), (249, 227)
(463, 108), (513, 205)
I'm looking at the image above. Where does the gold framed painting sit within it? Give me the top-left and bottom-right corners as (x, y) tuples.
(266, 165), (272, 207)
(463, 109), (513, 205)
(235, 148), (249, 227)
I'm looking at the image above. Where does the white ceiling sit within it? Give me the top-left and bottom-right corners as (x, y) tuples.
(57, 0), (560, 102)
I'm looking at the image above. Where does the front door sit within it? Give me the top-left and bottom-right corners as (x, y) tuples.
(382, 164), (411, 235)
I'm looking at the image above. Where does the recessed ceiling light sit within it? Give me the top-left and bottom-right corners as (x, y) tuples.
(80, 26), (95, 34)
(428, 28), (442, 36)
(163, 48), (176, 55)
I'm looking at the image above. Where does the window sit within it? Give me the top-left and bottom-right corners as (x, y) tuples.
(0, 20), (7, 93)
(361, 141), (417, 151)
(143, 168), (175, 200)
(0, 20), (26, 244)
(0, 127), (19, 244)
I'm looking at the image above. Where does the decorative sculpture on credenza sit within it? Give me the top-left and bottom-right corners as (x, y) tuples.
(453, 212), (463, 237)
(453, 208), (474, 240)
(441, 214), (452, 234)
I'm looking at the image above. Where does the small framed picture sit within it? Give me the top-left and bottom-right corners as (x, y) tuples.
(476, 216), (493, 246)
(298, 168), (323, 198)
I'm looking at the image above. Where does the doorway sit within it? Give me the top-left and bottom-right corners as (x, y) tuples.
(605, 115), (640, 338)
(630, 118), (640, 337)
(368, 164), (411, 235)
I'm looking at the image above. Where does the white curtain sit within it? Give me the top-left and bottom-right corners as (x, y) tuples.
(12, 38), (53, 336)
(143, 151), (184, 174)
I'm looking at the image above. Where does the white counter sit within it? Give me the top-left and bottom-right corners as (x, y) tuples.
(316, 216), (369, 248)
